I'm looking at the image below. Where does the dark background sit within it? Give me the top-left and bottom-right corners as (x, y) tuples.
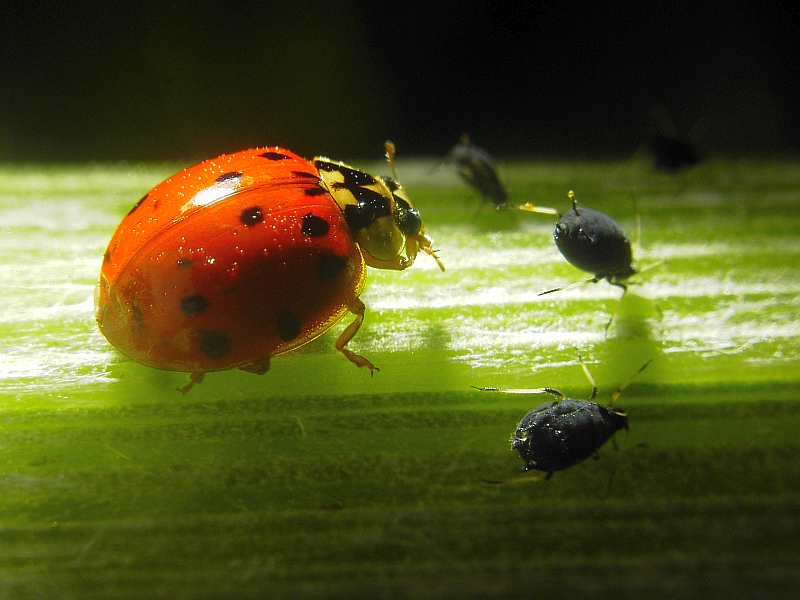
(1, 1), (797, 162)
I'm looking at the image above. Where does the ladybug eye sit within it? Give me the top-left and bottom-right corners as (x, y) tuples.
(395, 198), (421, 238)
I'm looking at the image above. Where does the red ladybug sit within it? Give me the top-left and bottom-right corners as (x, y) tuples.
(96, 142), (443, 393)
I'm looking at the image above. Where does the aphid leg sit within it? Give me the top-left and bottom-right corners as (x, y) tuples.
(335, 297), (379, 375)
(604, 280), (629, 332)
(635, 209), (642, 248)
(608, 359), (652, 406)
(538, 277), (600, 296)
(469, 198), (497, 219)
(636, 260), (665, 276)
(576, 351), (598, 400)
(178, 371), (205, 395)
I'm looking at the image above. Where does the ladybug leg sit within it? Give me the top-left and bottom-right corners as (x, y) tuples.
(363, 234), (444, 272)
(178, 372), (205, 395)
(414, 233), (445, 271)
(335, 297), (379, 375)
(363, 253), (413, 271)
(238, 356), (271, 375)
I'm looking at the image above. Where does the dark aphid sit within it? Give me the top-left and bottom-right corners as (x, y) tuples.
(446, 134), (508, 208)
(445, 134), (560, 217)
(649, 133), (703, 174)
(646, 106), (703, 174)
(540, 191), (636, 310)
(476, 355), (650, 479)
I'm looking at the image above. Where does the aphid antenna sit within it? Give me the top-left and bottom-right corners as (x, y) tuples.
(517, 202), (562, 217)
(575, 351), (598, 400)
(608, 359), (652, 406)
(515, 174), (566, 218)
(472, 386), (566, 401)
(569, 189), (578, 209)
(538, 276), (601, 297)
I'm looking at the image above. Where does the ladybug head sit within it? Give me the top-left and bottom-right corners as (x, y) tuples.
(345, 176), (425, 270)
(316, 157), (443, 272)
(366, 175), (442, 271)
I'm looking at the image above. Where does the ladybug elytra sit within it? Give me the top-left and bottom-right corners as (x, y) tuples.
(96, 143), (443, 392)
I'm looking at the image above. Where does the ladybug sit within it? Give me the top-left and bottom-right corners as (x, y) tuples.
(96, 142), (443, 393)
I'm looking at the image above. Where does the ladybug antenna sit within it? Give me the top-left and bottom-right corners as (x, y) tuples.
(384, 141), (400, 181)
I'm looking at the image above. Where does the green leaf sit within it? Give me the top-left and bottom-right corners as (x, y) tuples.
(1, 158), (799, 598)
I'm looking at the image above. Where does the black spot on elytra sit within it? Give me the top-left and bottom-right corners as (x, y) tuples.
(103, 251), (111, 263)
(292, 171), (318, 179)
(177, 257), (193, 268)
(317, 253), (349, 280)
(127, 193), (148, 216)
(301, 213), (330, 237)
(216, 171), (242, 183)
(260, 151), (290, 161)
(200, 330), (230, 360)
(131, 302), (145, 328)
(240, 206), (263, 227)
(304, 186), (328, 197)
(276, 310), (301, 342)
(180, 294), (210, 318)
